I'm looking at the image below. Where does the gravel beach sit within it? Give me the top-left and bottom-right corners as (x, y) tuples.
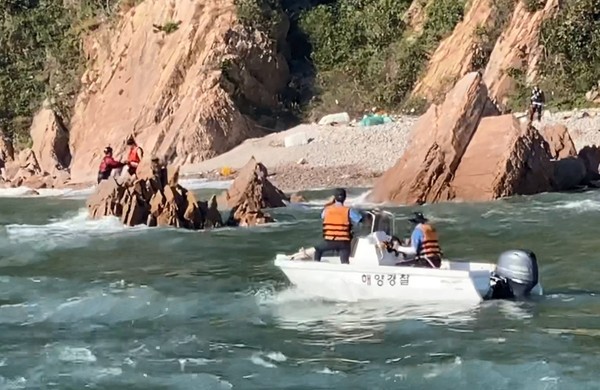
(182, 109), (600, 192)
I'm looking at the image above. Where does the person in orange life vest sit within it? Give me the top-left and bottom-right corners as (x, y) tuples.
(97, 146), (125, 183)
(125, 136), (143, 176)
(407, 212), (443, 268)
(314, 188), (363, 264)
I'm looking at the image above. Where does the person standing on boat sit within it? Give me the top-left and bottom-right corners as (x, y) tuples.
(313, 188), (363, 264)
(406, 212), (443, 268)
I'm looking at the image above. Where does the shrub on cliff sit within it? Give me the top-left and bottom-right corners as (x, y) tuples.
(538, 0), (600, 108)
(0, 0), (122, 145)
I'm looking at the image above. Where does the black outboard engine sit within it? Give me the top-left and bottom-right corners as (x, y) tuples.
(486, 249), (539, 300)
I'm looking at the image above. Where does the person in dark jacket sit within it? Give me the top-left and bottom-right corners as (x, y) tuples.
(97, 146), (125, 183)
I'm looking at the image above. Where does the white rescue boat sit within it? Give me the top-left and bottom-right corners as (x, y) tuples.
(274, 210), (543, 303)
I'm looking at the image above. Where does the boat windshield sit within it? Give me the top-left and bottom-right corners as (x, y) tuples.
(355, 210), (395, 237)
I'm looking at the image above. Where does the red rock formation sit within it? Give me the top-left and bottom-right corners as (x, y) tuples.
(412, 0), (497, 100)
(218, 156), (288, 209)
(539, 124), (577, 160)
(451, 118), (553, 200)
(30, 106), (71, 176)
(368, 72), (493, 204)
(68, 0), (290, 183)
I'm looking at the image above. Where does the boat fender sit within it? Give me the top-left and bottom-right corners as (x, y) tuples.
(487, 249), (539, 300)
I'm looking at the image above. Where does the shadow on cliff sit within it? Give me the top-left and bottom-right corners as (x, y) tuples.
(228, 0), (331, 132)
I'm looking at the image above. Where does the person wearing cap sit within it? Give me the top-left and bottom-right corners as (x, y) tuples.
(125, 135), (144, 176)
(314, 188), (363, 264)
(97, 146), (125, 183)
(406, 212), (442, 268)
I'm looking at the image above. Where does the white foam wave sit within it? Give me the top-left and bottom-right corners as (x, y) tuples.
(0, 179), (231, 200)
(5, 209), (145, 250)
(554, 199), (600, 212)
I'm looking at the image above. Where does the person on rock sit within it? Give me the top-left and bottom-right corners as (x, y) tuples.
(313, 188), (363, 264)
(97, 146), (125, 183)
(397, 212), (443, 268)
(529, 85), (545, 122)
(125, 135), (143, 177)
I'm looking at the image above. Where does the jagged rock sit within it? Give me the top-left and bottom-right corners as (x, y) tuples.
(12, 148), (43, 183)
(540, 124), (577, 160)
(218, 157), (288, 209)
(87, 168), (208, 229)
(228, 199), (275, 227)
(451, 118), (553, 200)
(21, 174), (55, 190)
(203, 195), (224, 228)
(30, 106), (71, 176)
(578, 146), (600, 182)
(368, 72), (494, 204)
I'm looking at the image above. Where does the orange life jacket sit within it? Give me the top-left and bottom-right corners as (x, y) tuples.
(418, 223), (441, 258)
(322, 205), (352, 241)
(128, 146), (141, 164)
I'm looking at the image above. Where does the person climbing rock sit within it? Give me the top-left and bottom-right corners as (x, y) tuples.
(125, 135), (143, 176)
(97, 146), (125, 183)
(528, 85), (545, 122)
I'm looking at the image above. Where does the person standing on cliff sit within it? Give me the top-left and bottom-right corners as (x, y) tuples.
(313, 188), (363, 264)
(125, 135), (143, 176)
(529, 85), (545, 122)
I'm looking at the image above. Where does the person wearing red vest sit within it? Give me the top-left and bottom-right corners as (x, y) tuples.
(97, 146), (125, 183)
(125, 136), (143, 176)
(314, 188), (363, 264)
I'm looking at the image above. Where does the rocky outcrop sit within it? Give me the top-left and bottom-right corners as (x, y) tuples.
(30, 105), (71, 176)
(218, 157), (288, 209)
(86, 155), (284, 228)
(482, 0), (560, 106)
(452, 117), (553, 200)
(369, 71), (580, 205)
(86, 160), (224, 229)
(218, 157), (288, 226)
(68, 0), (290, 183)
(368, 72), (494, 204)
(540, 124), (577, 160)
(412, 0), (497, 100)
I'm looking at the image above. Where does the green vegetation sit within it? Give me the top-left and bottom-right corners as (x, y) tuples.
(536, 0), (600, 109)
(0, 0), (125, 145)
(523, 0), (545, 12)
(470, 0), (516, 72)
(297, 0), (466, 116)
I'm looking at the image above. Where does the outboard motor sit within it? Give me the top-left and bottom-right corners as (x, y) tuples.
(487, 249), (539, 300)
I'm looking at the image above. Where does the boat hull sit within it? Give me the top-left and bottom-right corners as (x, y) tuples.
(274, 256), (496, 303)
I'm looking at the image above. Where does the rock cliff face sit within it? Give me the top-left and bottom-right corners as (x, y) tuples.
(482, 0), (559, 106)
(411, 0), (559, 105)
(68, 0), (290, 183)
(412, 0), (497, 100)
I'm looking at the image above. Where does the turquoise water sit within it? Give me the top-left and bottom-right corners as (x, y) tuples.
(0, 184), (600, 389)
